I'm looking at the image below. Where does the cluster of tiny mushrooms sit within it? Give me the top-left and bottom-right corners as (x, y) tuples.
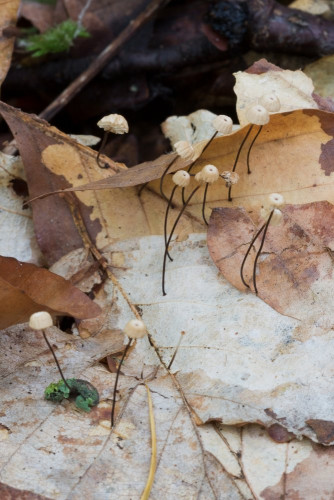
(96, 92), (284, 296)
(30, 93), (285, 427)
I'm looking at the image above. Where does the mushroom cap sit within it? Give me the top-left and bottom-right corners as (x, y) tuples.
(269, 193), (285, 208)
(221, 171), (239, 185)
(97, 114), (129, 134)
(259, 94), (281, 113)
(212, 115), (233, 135)
(200, 164), (220, 184)
(172, 170), (191, 187)
(124, 319), (147, 339)
(260, 207), (283, 226)
(29, 311), (53, 330)
(245, 105), (270, 125)
(174, 140), (194, 160)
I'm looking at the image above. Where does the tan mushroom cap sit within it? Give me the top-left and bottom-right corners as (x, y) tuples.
(245, 105), (270, 125)
(29, 311), (53, 330)
(97, 114), (129, 134)
(174, 140), (194, 160)
(259, 94), (281, 113)
(172, 170), (191, 187)
(124, 319), (147, 339)
(212, 115), (233, 135)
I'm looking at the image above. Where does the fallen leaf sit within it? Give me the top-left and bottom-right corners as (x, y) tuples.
(54, 233), (334, 445)
(207, 201), (334, 328)
(0, 0), (19, 88)
(0, 255), (101, 329)
(0, 152), (42, 265)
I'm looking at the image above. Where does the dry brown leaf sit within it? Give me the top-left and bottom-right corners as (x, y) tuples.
(0, 0), (19, 88)
(41, 108), (334, 226)
(0, 255), (101, 329)
(207, 201), (334, 328)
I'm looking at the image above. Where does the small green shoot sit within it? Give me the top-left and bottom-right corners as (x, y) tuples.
(23, 19), (90, 58)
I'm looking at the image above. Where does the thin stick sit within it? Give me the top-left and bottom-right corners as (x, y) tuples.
(182, 130), (218, 204)
(140, 384), (157, 500)
(42, 331), (71, 390)
(228, 124), (253, 202)
(252, 210), (274, 295)
(39, 0), (170, 122)
(162, 186), (200, 295)
(240, 223), (266, 288)
(246, 125), (262, 174)
(111, 338), (132, 427)
(202, 182), (209, 225)
(164, 185), (177, 261)
(96, 131), (109, 168)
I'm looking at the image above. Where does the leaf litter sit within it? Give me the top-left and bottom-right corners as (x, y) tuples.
(1, 61), (334, 498)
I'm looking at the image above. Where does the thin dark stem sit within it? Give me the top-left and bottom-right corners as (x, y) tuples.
(228, 124), (254, 202)
(240, 223), (266, 289)
(182, 130), (218, 204)
(111, 338), (132, 427)
(42, 331), (71, 390)
(167, 333), (184, 370)
(138, 182), (149, 196)
(162, 186), (201, 295)
(202, 183), (209, 225)
(246, 125), (262, 174)
(96, 131), (109, 168)
(160, 156), (178, 202)
(164, 185), (177, 261)
(252, 210), (274, 295)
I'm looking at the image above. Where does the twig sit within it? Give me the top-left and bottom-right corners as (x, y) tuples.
(39, 0), (170, 122)
(140, 384), (157, 500)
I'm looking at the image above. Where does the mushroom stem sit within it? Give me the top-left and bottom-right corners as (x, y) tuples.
(96, 131), (110, 169)
(162, 186), (200, 295)
(111, 338), (132, 427)
(202, 182), (210, 225)
(252, 209), (274, 295)
(164, 185), (178, 262)
(42, 331), (71, 390)
(228, 124), (253, 202)
(246, 125), (262, 174)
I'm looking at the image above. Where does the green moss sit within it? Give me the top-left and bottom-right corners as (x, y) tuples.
(24, 19), (90, 58)
(45, 378), (99, 412)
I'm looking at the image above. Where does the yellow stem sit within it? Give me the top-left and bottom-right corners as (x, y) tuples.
(140, 384), (157, 500)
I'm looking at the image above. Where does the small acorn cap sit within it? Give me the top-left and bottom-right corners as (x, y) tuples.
(97, 114), (129, 134)
(245, 105), (270, 126)
(259, 94), (280, 113)
(29, 311), (53, 330)
(212, 115), (233, 135)
(221, 171), (239, 185)
(174, 140), (194, 160)
(200, 164), (220, 184)
(172, 170), (190, 187)
(124, 319), (147, 339)
(269, 193), (285, 208)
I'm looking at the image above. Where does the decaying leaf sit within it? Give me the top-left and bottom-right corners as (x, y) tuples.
(0, 0), (19, 88)
(234, 59), (320, 126)
(49, 234), (334, 446)
(207, 201), (334, 328)
(0, 152), (42, 264)
(0, 255), (101, 329)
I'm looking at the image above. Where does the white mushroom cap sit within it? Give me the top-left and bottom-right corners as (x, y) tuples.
(174, 140), (194, 160)
(260, 207), (283, 226)
(97, 114), (129, 134)
(200, 164), (220, 184)
(212, 115), (233, 135)
(172, 170), (190, 187)
(29, 311), (53, 330)
(124, 319), (147, 339)
(269, 193), (285, 208)
(245, 105), (270, 125)
(259, 94), (281, 113)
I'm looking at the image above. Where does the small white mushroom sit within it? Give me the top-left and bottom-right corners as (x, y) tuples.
(212, 115), (233, 135)
(97, 114), (129, 134)
(200, 164), (220, 184)
(259, 94), (281, 113)
(172, 170), (191, 187)
(245, 105), (270, 126)
(174, 140), (194, 160)
(124, 319), (147, 339)
(29, 311), (53, 330)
